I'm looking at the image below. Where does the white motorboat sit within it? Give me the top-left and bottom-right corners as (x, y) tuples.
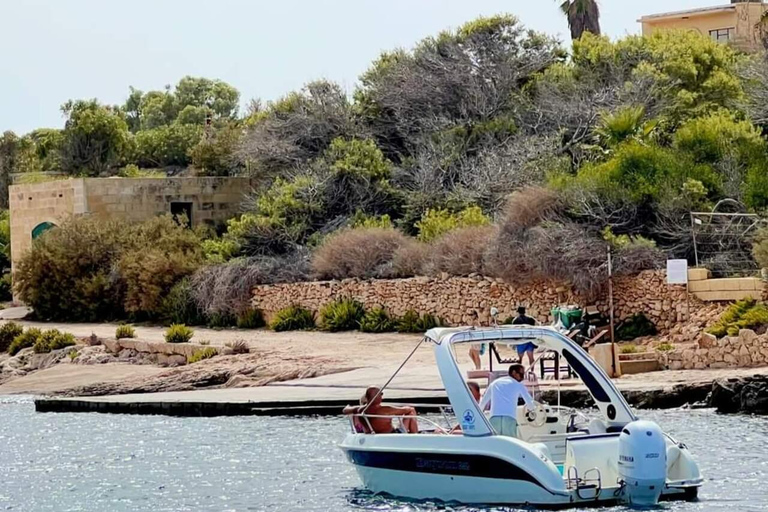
(339, 325), (702, 507)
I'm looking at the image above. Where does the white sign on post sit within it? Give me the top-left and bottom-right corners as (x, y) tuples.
(666, 259), (688, 285)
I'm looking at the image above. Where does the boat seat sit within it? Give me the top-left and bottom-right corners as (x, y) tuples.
(588, 418), (607, 435)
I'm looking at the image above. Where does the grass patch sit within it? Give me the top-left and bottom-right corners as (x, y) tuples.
(619, 344), (638, 354)
(188, 347), (217, 364)
(655, 342), (675, 352)
(225, 339), (250, 354)
(165, 324), (194, 344)
(115, 324), (136, 340)
(269, 305), (315, 332)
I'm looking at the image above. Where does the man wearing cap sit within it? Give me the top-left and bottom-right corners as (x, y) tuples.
(512, 306), (537, 366)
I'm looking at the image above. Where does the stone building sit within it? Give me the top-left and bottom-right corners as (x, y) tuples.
(639, 0), (768, 52)
(9, 177), (253, 270)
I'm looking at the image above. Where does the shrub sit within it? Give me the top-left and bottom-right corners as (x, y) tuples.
(9, 328), (43, 355)
(656, 342), (675, 352)
(188, 347), (217, 364)
(207, 312), (237, 329)
(416, 206), (490, 242)
(165, 324), (194, 344)
(14, 215), (205, 322)
(269, 305), (315, 332)
(115, 324), (136, 340)
(161, 278), (208, 326)
(616, 313), (657, 341)
(359, 307), (395, 333)
(620, 344), (638, 354)
(319, 298), (366, 332)
(499, 187), (560, 231)
(225, 339), (250, 354)
(0, 322), (24, 352)
(395, 310), (441, 333)
(736, 304), (768, 331)
(236, 309), (265, 329)
(707, 298), (757, 337)
(391, 239), (430, 277)
(33, 329), (76, 354)
(429, 226), (496, 276)
(311, 228), (413, 280)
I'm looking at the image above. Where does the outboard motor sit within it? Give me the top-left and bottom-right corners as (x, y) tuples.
(618, 420), (667, 506)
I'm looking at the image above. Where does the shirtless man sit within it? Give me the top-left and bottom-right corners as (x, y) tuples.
(343, 386), (419, 434)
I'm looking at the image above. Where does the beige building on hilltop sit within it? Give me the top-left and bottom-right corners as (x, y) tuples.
(9, 177), (253, 271)
(639, 0), (768, 52)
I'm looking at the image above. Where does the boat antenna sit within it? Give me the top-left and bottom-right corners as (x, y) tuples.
(360, 335), (425, 414)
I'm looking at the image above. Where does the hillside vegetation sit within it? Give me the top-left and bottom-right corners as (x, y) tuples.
(12, 14), (768, 321)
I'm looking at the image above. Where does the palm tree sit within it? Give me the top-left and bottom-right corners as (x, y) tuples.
(558, 0), (601, 40)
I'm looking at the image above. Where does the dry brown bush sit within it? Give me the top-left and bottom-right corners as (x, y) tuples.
(429, 226), (497, 276)
(311, 228), (412, 280)
(392, 239), (430, 277)
(500, 186), (560, 232)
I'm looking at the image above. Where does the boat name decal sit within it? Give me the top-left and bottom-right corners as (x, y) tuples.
(415, 457), (471, 472)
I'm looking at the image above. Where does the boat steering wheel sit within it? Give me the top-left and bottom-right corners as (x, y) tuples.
(524, 402), (548, 428)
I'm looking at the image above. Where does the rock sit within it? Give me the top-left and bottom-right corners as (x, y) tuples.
(740, 382), (768, 414)
(709, 379), (742, 413)
(698, 332), (717, 349)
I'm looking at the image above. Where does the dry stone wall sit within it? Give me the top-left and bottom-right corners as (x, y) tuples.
(663, 329), (768, 370)
(253, 270), (695, 330)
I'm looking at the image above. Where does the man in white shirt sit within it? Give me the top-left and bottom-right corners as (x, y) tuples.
(479, 363), (535, 438)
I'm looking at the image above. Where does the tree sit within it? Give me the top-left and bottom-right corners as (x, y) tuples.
(134, 123), (203, 168)
(558, 0), (601, 40)
(60, 100), (131, 176)
(189, 124), (243, 176)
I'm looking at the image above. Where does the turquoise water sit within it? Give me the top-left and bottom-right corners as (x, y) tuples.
(0, 396), (766, 511)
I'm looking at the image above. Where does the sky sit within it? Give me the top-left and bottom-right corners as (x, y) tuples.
(0, 0), (730, 134)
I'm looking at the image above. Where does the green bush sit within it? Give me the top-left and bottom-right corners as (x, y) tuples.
(14, 215), (205, 322)
(0, 322), (24, 352)
(269, 305), (315, 332)
(707, 298), (758, 338)
(187, 347), (218, 364)
(8, 328), (43, 355)
(359, 307), (395, 333)
(656, 342), (675, 352)
(415, 206), (490, 242)
(161, 278), (207, 326)
(319, 298), (366, 332)
(206, 312), (237, 329)
(33, 329), (76, 354)
(236, 309), (265, 329)
(115, 324), (136, 340)
(165, 324), (194, 344)
(396, 310), (421, 333)
(616, 313), (657, 341)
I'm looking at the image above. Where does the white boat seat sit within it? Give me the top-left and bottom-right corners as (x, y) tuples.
(588, 418), (607, 435)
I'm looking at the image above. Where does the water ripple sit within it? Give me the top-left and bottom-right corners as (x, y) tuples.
(0, 401), (765, 511)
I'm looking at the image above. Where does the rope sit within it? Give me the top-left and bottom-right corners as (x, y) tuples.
(360, 336), (425, 414)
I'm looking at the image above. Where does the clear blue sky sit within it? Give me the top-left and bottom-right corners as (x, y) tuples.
(0, 0), (727, 134)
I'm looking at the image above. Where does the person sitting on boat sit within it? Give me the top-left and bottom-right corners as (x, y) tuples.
(512, 306), (537, 366)
(343, 386), (419, 434)
(479, 363), (535, 438)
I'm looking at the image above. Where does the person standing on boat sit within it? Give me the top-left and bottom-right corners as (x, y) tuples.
(479, 363), (535, 438)
(512, 306), (537, 367)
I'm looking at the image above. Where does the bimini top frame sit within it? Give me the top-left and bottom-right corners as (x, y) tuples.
(424, 326), (636, 437)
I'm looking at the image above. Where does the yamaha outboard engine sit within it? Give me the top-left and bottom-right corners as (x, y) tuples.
(618, 420), (667, 506)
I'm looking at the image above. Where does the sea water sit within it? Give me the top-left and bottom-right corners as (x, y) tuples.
(0, 395), (766, 511)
